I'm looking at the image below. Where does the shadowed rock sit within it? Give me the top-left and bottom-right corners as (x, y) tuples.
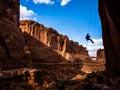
(0, 0), (31, 69)
(99, 0), (120, 77)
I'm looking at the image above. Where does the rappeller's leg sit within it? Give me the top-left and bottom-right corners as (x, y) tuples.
(89, 39), (94, 43)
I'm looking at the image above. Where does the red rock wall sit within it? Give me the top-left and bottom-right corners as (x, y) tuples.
(20, 20), (89, 61)
(99, 0), (120, 77)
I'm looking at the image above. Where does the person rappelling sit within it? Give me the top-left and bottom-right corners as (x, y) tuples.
(86, 33), (94, 43)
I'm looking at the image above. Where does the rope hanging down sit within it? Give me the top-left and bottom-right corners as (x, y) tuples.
(86, 0), (94, 44)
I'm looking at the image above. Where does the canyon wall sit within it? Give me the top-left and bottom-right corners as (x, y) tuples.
(0, 0), (31, 69)
(99, 0), (120, 77)
(20, 20), (89, 61)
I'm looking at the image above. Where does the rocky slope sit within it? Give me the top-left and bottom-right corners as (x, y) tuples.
(0, 0), (31, 70)
(99, 0), (120, 78)
(0, 68), (104, 90)
(20, 20), (89, 62)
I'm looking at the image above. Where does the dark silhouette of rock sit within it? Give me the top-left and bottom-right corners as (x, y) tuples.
(99, 0), (120, 77)
(0, 0), (19, 26)
(0, 0), (31, 69)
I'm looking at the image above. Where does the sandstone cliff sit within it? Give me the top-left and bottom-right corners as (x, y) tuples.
(20, 20), (89, 62)
(0, 0), (31, 69)
(99, 0), (120, 77)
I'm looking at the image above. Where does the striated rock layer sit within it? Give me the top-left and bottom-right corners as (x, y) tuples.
(0, 0), (31, 69)
(99, 0), (120, 77)
(20, 20), (89, 62)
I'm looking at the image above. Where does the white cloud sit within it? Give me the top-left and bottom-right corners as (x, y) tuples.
(89, 39), (103, 45)
(33, 0), (54, 4)
(85, 38), (104, 56)
(20, 5), (37, 20)
(61, 0), (71, 6)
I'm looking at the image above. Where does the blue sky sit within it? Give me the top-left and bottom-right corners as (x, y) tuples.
(20, 0), (103, 56)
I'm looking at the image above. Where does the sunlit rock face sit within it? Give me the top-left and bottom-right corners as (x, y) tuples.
(99, 0), (120, 77)
(20, 20), (89, 62)
(0, 0), (31, 69)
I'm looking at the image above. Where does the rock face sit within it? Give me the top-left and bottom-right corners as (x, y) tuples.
(20, 20), (89, 62)
(99, 0), (120, 77)
(0, 0), (31, 69)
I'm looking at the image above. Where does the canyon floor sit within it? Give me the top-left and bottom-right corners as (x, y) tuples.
(0, 63), (109, 90)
